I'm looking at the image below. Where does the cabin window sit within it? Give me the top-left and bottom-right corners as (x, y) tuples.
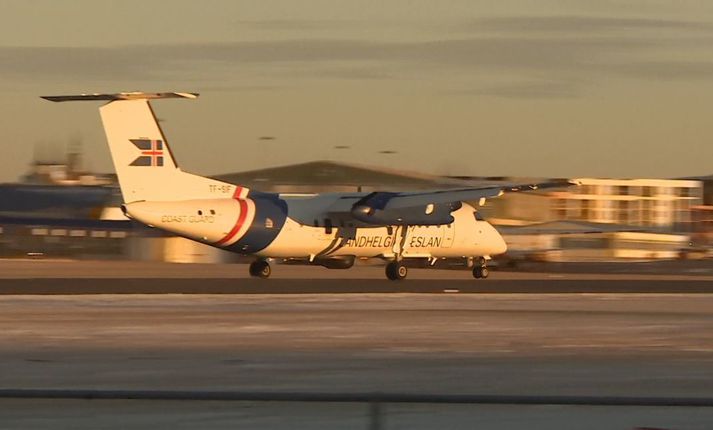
(265, 218), (274, 229)
(425, 203), (434, 215)
(210, 209), (215, 215)
(198, 210), (203, 215)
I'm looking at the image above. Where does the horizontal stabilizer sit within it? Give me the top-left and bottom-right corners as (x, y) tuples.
(41, 92), (198, 102)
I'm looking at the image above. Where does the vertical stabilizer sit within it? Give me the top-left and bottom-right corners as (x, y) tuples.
(43, 92), (247, 203)
(100, 99), (178, 201)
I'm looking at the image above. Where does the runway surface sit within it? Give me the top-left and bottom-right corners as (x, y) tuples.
(2, 259), (713, 428)
(0, 259), (712, 294)
(2, 290), (713, 428)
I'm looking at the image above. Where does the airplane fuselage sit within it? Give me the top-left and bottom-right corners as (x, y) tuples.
(124, 193), (507, 261)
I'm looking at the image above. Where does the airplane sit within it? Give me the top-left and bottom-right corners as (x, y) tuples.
(42, 92), (575, 280)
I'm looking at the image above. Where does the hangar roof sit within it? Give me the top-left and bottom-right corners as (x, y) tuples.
(212, 160), (471, 191)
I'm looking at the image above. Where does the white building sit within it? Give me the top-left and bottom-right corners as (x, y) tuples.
(550, 178), (702, 230)
(488, 178), (703, 231)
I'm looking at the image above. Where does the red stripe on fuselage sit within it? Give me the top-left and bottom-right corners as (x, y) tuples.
(216, 198), (249, 246)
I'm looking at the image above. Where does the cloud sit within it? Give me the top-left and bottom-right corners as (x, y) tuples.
(460, 80), (580, 99)
(467, 15), (713, 34)
(311, 66), (397, 80)
(233, 19), (357, 32)
(198, 84), (283, 92)
(602, 61), (713, 81)
(0, 36), (650, 79)
(2, 14), (713, 99)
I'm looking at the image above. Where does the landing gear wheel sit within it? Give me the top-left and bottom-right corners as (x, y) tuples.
(473, 266), (489, 279)
(473, 260), (489, 279)
(385, 261), (408, 281)
(249, 260), (271, 279)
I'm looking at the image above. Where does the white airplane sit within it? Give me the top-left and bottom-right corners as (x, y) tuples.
(43, 92), (574, 280)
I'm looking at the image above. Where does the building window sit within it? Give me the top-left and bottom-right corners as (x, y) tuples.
(581, 200), (591, 220)
(31, 228), (48, 236)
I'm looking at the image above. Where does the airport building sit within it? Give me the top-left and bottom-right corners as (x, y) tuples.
(484, 178), (704, 261)
(212, 160), (470, 193)
(486, 178), (702, 231)
(498, 221), (690, 262)
(686, 175), (713, 247)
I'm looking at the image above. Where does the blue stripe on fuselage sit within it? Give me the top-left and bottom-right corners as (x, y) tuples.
(226, 192), (287, 254)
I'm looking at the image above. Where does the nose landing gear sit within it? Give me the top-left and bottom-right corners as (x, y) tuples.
(472, 257), (489, 279)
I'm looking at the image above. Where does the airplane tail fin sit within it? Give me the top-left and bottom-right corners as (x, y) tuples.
(42, 92), (247, 203)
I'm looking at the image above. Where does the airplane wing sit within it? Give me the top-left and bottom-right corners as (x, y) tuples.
(347, 179), (578, 225)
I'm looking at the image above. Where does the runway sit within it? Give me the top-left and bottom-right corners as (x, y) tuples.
(0, 259), (712, 294)
(2, 291), (713, 428)
(2, 259), (713, 428)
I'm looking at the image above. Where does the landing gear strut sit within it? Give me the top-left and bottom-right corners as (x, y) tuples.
(472, 257), (489, 279)
(385, 261), (408, 281)
(249, 259), (272, 279)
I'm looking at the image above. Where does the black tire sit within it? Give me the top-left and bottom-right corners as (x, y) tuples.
(472, 265), (489, 279)
(249, 260), (271, 279)
(385, 261), (407, 281)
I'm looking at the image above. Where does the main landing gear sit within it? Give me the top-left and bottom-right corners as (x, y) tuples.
(385, 261), (408, 281)
(249, 259), (271, 278)
(472, 257), (489, 279)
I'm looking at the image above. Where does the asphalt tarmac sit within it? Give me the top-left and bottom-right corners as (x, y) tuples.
(0, 259), (712, 294)
(1, 259), (713, 428)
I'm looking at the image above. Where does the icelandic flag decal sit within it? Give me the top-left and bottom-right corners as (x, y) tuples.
(129, 139), (164, 166)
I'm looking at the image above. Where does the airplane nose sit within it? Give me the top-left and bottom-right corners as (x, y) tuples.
(493, 232), (507, 255)
(487, 224), (507, 255)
